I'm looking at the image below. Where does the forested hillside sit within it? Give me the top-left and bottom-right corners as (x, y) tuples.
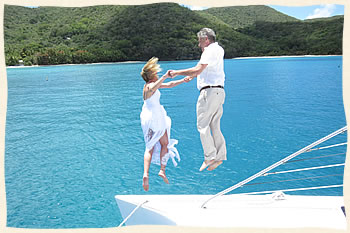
(4, 3), (344, 66)
(200, 5), (299, 29)
(237, 17), (344, 55)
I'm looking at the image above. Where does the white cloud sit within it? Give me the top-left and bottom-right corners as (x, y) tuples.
(180, 4), (208, 11)
(306, 4), (336, 19)
(190, 5), (208, 11)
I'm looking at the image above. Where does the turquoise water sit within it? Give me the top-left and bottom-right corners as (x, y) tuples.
(5, 56), (346, 228)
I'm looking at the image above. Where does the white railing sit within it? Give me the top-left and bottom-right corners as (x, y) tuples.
(201, 126), (347, 208)
(118, 200), (148, 227)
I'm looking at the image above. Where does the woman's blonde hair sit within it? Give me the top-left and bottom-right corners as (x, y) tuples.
(141, 57), (161, 82)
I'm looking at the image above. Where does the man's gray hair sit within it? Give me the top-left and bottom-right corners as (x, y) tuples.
(197, 28), (216, 42)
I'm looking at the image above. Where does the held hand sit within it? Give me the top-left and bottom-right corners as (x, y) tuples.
(184, 76), (194, 83)
(169, 70), (178, 78)
(163, 70), (171, 79)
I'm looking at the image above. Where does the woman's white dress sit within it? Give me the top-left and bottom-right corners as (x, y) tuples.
(140, 89), (180, 166)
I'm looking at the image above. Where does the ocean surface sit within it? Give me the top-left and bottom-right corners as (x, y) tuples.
(5, 56), (347, 228)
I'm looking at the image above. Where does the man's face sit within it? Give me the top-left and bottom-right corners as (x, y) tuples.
(198, 37), (209, 52)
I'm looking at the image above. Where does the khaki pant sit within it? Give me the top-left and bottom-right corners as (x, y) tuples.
(196, 88), (226, 161)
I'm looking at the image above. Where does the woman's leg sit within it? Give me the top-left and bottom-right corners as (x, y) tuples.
(158, 131), (169, 184)
(143, 147), (154, 191)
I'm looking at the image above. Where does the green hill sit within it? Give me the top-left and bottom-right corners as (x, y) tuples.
(237, 17), (344, 55)
(101, 3), (266, 60)
(4, 3), (344, 66)
(201, 5), (300, 29)
(304, 15), (344, 22)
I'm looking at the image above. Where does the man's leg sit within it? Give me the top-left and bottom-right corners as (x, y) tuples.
(210, 89), (226, 161)
(197, 90), (217, 160)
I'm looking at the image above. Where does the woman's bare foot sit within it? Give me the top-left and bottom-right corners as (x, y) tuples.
(142, 175), (149, 191)
(158, 169), (169, 184)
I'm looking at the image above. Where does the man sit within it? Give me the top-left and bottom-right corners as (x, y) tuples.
(170, 28), (226, 171)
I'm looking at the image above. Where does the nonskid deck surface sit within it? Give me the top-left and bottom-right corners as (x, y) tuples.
(115, 194), (346, 229)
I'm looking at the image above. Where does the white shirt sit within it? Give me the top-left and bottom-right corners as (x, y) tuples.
(197, 42), (225, 90)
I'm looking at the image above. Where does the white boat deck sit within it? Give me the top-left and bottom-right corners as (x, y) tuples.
(116, 193), (346, 229)
(116, 126), (348, 229)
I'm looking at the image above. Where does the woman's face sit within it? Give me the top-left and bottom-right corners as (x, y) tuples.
(150, 72), (158, 81)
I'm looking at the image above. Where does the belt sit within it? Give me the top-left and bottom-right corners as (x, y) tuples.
(200, 85), (224, 92)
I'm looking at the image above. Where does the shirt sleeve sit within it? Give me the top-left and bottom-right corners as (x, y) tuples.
(199, 47), (215, 66)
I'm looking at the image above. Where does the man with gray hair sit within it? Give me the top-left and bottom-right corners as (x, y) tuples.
(170, 27), (226, 171)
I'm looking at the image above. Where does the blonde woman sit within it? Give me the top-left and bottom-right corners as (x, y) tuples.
(140, 57), (192, 191)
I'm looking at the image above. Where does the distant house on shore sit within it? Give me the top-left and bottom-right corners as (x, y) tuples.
(18, 60), (24, 66)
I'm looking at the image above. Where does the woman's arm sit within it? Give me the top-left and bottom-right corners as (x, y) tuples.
(146, 71), (170, 92)
(160, 76), (194, 89)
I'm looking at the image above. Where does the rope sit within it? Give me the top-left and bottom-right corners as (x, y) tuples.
(244, 174), (343, 187)
(118, 200), (149, 227)
(263, 163), (345, 176)
(235, 184), (343, 195)
(286, 153), (345, 164)
(200, 126), (347, 208)
(306, 142), (347, 152)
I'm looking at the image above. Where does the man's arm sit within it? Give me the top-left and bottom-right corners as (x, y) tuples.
(170, 63), (207, 78)
(159, 76), (194, 89)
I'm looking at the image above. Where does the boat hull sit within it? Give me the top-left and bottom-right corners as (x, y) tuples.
(115, 193), (346, 229)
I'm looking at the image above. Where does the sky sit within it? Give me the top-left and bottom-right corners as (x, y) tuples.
(181, 4), (345, 20)
(268, 4), (344, 20)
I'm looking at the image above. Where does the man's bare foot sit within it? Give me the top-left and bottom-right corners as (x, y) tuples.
(142, 175), (149, 191)
(158, 169), (169, 184)
(199, 160), (215, 171)
(207, 160), (223, 171)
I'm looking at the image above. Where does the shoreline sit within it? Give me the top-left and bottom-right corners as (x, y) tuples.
(232, 54), (341, 59)
(6, 55), (341, 68)
(6, 60), (143, 69)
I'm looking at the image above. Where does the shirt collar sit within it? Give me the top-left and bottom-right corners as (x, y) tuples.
(205, 42), (217, 50)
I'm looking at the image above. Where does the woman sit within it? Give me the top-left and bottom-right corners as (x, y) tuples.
(140, 57), (192, 191)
